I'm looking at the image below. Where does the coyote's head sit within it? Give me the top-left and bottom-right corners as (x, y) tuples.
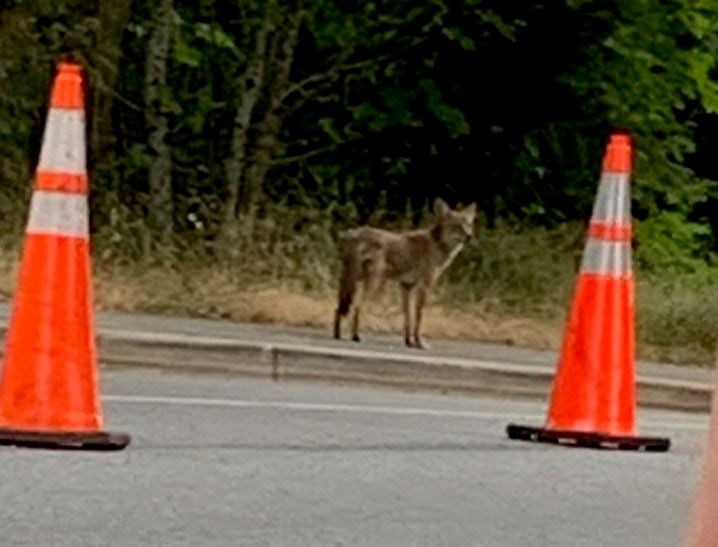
(432, 198), (477, 251)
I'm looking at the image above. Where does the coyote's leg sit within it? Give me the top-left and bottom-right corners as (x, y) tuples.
(351, 268), (384, 343)
(334, 251), (358, 340)
(402, 284), (416, 347)
(350, 288), (362, 342)
(333, 309), (344, 340)
(413, 285), (430, 349)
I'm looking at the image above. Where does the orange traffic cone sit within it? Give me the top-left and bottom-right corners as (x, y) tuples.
(0, 60), (130, 450)
(506, 130), (669, 452)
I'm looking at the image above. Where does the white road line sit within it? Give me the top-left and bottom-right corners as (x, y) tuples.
(104, 394), (710, 432)
(105, 394), (536, 421)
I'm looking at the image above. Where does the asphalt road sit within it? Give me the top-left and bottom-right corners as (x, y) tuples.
(0, 367), (711, 547)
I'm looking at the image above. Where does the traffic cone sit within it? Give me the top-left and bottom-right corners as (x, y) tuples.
(506, 131), (670, 452)
(0, 60), (130, 450)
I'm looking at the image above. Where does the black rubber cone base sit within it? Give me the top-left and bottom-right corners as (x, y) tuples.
(506, 424), (670, 453)
(0, 427), (131, 451)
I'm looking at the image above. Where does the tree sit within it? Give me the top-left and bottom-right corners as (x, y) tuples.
(144, 0), (176, 249)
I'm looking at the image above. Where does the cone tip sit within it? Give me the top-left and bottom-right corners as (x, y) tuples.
(58, 61), (83, 75)
(50, 60), (85, 110)
(603, 129), (633, 173)
(610, 132), (631, 145)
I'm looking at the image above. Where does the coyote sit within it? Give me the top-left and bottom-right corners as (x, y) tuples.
(333, 198), (477, 349)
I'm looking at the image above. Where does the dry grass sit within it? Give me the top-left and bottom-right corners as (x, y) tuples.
(90, 260), (564, 349)
(0, 245), (563, 350)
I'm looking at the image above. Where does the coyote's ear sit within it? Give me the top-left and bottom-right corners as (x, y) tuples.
(463, 202), (477, 219)
(434, 198), (449, 218)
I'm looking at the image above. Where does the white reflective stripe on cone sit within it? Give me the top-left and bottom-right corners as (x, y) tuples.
(26, 191), (89, 239)
(580, 238), (632, 276)
(591, 172), (631, 224)
(37, 109), (86, 174)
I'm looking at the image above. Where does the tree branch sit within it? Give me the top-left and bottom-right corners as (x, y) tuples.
(272, 135), (365, 166)
(279, 37), (430, 108)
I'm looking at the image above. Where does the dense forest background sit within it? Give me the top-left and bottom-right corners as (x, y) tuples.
(1, 0), (718, 364)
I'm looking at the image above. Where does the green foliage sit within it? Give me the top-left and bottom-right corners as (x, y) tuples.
(566, 0), (718, 217)
(441, 220), (583, 314)
(635, 213), (717, 274)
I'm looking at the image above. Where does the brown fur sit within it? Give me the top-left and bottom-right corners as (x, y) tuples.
(333, 198), (477, 349)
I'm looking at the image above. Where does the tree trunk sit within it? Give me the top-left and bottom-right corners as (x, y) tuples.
(220, 15), (271, 242)
(144, 0), (175, 250)
(90, 0), (134, 166)
(239, 1), (304, 237)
